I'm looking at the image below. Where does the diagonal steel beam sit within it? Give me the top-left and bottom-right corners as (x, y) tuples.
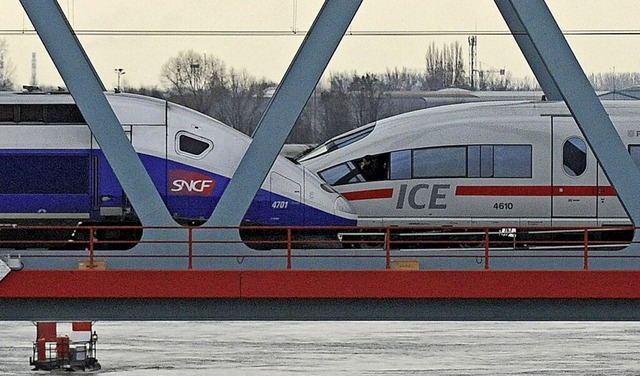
(206, 0), (362, 226)
(494, 0), (562, 100)
(20, 0), (174, 226)
(506, 0), (640, 226)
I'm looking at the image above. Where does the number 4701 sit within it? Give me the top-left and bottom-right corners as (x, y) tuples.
(272, 201), (289, 209)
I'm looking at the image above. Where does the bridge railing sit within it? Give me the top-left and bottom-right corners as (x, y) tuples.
(0, 224), (636, 270)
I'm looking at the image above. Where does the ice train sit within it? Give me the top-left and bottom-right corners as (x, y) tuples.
(0, 91), (357, 247)
(299, 100), (640, 244)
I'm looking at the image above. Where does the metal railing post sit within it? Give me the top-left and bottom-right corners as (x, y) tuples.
(188, 227), (193, 270)
(287, 228), (292, 270)
(385, 227), (391, 270)
(484, 228), (490, 270)
(583, 228), (589, 270)
(89, 226), (95, 269)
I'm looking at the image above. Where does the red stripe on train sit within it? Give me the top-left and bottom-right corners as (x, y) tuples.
(341, 185), (617, 201)
(342, 188), (394, 201)
(456, 186), (617, 197)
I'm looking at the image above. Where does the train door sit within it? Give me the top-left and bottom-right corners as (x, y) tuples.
(551, 117), (597, 225)
(270, 172), (302, 225)
(91, 129), (132, 218)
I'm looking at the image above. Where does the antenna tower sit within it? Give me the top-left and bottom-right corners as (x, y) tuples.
(468, 36), (477, 90)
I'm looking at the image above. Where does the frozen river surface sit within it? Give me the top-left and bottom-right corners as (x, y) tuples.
(2, 321), (640, 375)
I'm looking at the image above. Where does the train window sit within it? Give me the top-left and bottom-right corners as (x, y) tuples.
(563, 137), (587, 176)
(333, 126), (374, 149)
(297, 125), (374, 162)
(0, 105), (14, 122)
(0, 155), (89, 194)
(44, 105), (86, 123)
(413, 146), (466, 178)
(354, 153), (389, 181)
(176, 132), (213, 158)
(629, 145), (640, 169)
(494, 145), (532, 178)
(467, 145), (496, 177)
(19, 105), (45, 122)
(318, 162), (365, 186)
(390, 150), (411, 179)
(467, 146), (481, 177)
(319, 153), (390, 185)
(480, 145), (494, 177)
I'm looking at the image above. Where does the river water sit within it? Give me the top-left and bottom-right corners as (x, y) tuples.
(2, 321), (640, 375)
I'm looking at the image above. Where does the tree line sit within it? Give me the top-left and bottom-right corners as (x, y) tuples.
(144, 44), (640, 143)
(153, 44), (523, 143)
(1, 39), (639, 144)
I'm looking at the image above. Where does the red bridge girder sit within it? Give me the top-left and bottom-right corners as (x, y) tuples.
(2, 269), (640, 299)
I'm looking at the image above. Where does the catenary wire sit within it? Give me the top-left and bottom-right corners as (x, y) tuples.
(0, 29), (639, 36)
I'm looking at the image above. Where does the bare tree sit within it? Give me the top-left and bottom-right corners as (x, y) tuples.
(217, 68), (271, 135)
(382, 67), (424, 91)
(424, 41), (467, 90)
(349, 73), (386, 126)
(160, 50), (227, 113)
(589, 72), (640, 91)
(320, 72), (354, 139)
(425, 42), (445, 90)
(0, 39), (16, 91)
(448, 41), (466, 88)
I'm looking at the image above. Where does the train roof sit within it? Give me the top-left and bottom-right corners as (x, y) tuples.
(0, 91), (168, 125)
(0, 90), (163, 105)
(369, 99), (640, 137)
(298, 99), (640, 164)
(0, 91), (247, 136)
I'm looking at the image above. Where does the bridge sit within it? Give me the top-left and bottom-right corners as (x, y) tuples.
(2, 0), (640, 321)
(3, 225), (640, 320)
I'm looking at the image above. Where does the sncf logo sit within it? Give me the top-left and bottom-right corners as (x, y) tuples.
(169, 169), (215, 196)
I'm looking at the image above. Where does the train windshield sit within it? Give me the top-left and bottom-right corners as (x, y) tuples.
(297, 124), (375, 162)
(319, 153), (390, 186)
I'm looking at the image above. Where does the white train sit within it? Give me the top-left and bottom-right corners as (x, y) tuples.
(0, 91), (357, 247)
(299, 100), (640, 245)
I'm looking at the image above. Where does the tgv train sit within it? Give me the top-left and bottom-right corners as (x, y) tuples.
(0, 91), (356, 247)
(299, 100), (640, 245)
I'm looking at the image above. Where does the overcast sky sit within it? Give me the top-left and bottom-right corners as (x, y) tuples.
(1, 0), (640, 89)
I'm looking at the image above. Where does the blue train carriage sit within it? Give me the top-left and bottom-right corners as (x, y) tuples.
(0, 91), (357, 249)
